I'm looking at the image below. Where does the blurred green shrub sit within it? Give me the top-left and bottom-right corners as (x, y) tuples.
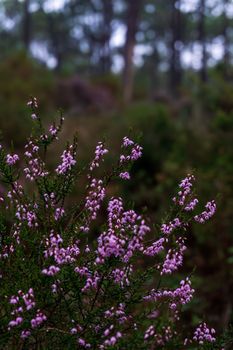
(0, 51), (54, 147)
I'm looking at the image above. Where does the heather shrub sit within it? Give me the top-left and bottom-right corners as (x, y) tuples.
(0, 98), (226, 349)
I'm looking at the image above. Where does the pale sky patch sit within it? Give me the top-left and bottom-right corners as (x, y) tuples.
(31, 42), (57, 68)
(110, 24), (126, 48)
(43, 0), (68, 13)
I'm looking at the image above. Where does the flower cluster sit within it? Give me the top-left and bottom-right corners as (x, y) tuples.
(49, 124), (60, 137)
(100, 330), (122, 349)
(161, 217), (182, 235)
(54, 207), (65, 221)
(80, 178), (106, 232)
(110, 265), (133, 287)
(24, 140), (48, 180)
(96, 197), (150, 264)
(185, 198), (199, 211)
(121, 136), (142, 160)
(8, 288), (36, 331)
(144, 325), (175, 346)
(27, 96), (38, 109)
(6, 153), (19, 166)
(15, 203), (38, 228)
(56, 145), (76, 175)
(27, 96), (38, 120)
(193, 322), (216, 344)
(31, 310), (47, 329)
(75, 266), (100, 292)
(89, 142), (108, 171)
(144, 325), (155, 340)
(161, 237), (187, 275)
(104, 303), (128, 324)
(144, 237), (165, 256)
(144, 278), (194, 310)
(194, 200), (216, 223)
(43, 231), (80, 275)
(173, 174), (195, 206)
(119, 136), (143, 180)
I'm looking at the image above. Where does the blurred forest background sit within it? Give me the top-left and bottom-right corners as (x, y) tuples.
(0, 0), (233, 335)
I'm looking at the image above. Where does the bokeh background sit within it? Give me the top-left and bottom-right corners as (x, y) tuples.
(0, 0), (233, 334)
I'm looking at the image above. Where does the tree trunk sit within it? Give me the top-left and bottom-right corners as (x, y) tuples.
(123, 0), (142, 103)
(100, 0), (113, 74)
(47, 14), (63, 72)
(198, 0), (207, 82)
(223, 0), (230, 78)
(169, 0), (182, 94)
(22, 0), (31, 52)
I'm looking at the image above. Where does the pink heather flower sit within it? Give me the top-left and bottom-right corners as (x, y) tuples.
(85, 179), (105, 220)
(78, 338), (85, 346)
(40, 134), (49, 142)
(44, 192), (56, 209)
(27, 97), (38, 108)
(6, 154), (19, 165)
(70, 327), (78, 334)
(161, 218), (182, 235)
(26, 210), (37, 228)
(89, 142), (108, 171)
(171, 278), (195, 305)
(81, 271), (100, 292)
(11, 306), (23, 315)
(85, 245), (90, 253)
(8, 288), (36, 328)
(119, 172), (130, 180)
(21, 329), (31, 339)
(42, 265), (60, 276)
(100, 329), (122, 349)
(173, 174), (195, 206)
(122, 137), (134, 147)
(110, 266), (133, 287)
(9, 296), (19, 305)
(194, 200), (216, 223)
(56, 146), (76, 175)
(96, 198), (150, 264)
(24, 140), (48, 180)
(8, 316), (23, 329)
(54, 207), (65, 221)
(143, 278), (195, 317)
(148, 310), (159, 319)
(80, 178), (106, 232)
(31, 113), (37, 120)
(77, 338), (91, 348)
(185, 198), (199, 211)
(144, 278), (194, 308)
(161, 238), (186, 275)
(130, 144), (143, 160)
(193, 323), (216, 344)
(144, 325), (155, 340)
(30, 310), (47, 328)
(119, 137), (143, 165)
(74, 266), (90, 276)
(49, 125), (58, 136)
(152, 326), (174, 345)
(104, 304), (128, 324)
(144, 237), (166, 256)
(51, 279), (61, 294)
(15, 204), (38, 228)
(43, 231), (80, 266)
(22, 288), (36, 310)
